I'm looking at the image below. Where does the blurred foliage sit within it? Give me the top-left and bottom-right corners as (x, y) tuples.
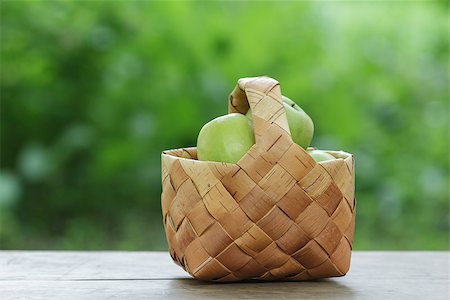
(1, 1), (448, 250)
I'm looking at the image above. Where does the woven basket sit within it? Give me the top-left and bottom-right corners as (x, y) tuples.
(161, 76), (356, 282)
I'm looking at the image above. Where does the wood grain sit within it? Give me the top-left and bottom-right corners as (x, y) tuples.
(0, 251), (448, 299)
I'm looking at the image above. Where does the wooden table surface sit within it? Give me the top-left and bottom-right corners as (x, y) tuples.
(0, 251), (448, 299)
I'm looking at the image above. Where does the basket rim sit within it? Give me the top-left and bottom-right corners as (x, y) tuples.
(162, 146), (353, 165)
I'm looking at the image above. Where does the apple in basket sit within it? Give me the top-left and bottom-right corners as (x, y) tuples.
(307, 149), (336, 162)
(197, 113), (255, 164)
(197, 95), (315, 164)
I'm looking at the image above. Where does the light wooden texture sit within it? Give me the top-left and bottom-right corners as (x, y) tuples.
(0, 251), (448, 300)
(161, 76), (356, 281)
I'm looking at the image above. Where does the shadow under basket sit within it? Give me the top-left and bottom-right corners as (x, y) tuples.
(161, 77), (356, 282)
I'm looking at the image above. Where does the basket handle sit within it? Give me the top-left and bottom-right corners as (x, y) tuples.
(228, 76), (293, 145)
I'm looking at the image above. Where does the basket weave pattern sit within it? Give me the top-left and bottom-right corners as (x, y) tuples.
(161, 77), (356, 282)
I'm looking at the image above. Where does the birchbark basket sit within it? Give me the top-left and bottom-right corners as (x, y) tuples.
(161, 76), (356, 282)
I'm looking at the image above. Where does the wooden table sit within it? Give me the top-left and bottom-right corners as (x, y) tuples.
(1, 251), (448, 299)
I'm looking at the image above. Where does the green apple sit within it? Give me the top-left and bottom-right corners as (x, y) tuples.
(307, 149), (335, 162)
(197, 113), (255, 163)
(246, 96), (314, 149)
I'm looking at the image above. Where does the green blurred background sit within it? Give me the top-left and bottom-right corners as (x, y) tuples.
(1, 1), (448, 250)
